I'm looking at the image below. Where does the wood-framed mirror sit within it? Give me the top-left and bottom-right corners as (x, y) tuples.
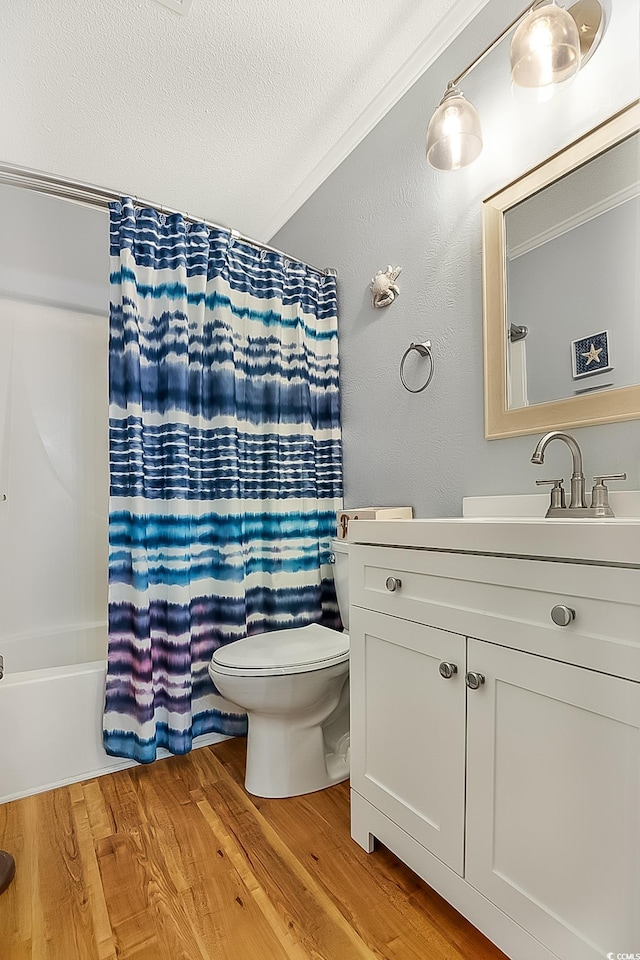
(483, 99), (640, 439)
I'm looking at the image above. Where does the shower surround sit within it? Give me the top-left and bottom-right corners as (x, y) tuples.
(0, 296), (225, 802)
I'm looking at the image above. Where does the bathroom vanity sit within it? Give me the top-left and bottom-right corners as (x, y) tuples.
(348, 505), (640, 960)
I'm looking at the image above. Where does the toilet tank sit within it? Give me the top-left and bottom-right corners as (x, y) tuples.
(330, 538), (350, 631)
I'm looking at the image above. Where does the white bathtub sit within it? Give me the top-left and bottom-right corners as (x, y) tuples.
(0, 623), (226, 804)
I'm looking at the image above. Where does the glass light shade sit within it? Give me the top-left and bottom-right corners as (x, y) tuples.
(510, 1), (581, 88)
(426, 86), (483, 171)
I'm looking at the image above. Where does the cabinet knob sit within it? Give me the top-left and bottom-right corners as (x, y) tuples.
(550, 604), (575, 627)
(466, 672), (485, 690)
(439, 662), (458, 679)
(385, 576), (402, 592)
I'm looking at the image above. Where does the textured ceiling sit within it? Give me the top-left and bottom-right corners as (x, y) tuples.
(0, 0), (476, 241)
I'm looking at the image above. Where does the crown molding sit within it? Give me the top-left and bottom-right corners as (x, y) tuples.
(508, 183), (640, 260)
(265, 0), (492, 241)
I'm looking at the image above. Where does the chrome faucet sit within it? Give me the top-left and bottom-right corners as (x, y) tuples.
(530, 431), (587, 509)
(531, 431), (627, 517)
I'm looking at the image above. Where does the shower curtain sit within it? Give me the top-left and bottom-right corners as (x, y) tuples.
(103, 199), (342, 763)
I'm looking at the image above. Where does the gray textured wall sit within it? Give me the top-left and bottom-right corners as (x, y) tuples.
(273, 0), (640, 518)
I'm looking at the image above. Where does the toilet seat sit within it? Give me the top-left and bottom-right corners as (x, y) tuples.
(210, 623), (349, 677)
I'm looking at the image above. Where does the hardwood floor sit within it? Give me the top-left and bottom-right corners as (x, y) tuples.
(0, 738), (508, 959)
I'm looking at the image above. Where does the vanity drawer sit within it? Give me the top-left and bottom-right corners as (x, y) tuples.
(349, 544), (640, 681)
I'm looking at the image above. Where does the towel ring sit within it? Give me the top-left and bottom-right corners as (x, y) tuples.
(400, 340), (434, 393)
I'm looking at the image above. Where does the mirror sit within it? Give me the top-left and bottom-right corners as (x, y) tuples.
(483, 100), (640, 439)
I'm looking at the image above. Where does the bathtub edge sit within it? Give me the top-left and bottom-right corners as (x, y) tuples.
(1, 731), (230, 805)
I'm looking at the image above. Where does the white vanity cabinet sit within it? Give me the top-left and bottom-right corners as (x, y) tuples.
(350, 608), (467, 874)
(349, 540), (640, 960)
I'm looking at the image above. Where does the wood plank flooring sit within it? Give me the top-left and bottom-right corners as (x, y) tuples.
(0, 738), (508, 959)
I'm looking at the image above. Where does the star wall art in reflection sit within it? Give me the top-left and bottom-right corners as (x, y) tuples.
(571, 330), (613, 379)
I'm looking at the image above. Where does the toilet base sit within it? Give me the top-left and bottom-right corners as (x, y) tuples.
(244, 713), (350, 799)
(209, 653), (351, 800)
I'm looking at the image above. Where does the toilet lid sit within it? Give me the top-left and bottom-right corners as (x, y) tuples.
(210, 623), (350, 677)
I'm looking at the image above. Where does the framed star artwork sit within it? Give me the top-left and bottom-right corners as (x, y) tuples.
(571, 330), (613, 379)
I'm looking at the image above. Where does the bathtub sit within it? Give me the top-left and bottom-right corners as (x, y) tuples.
(0, 622), (226, 804)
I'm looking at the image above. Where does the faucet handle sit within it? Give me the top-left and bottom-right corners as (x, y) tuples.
(536, 478), (566, 510)
(590, 474), (627, 517)
(592, 474), (627, 484)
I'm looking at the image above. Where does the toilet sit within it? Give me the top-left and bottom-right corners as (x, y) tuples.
(208, 538), (350, 798)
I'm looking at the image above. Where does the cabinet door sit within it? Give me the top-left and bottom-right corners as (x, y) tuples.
(466, 639), (640, 960)
(350, 606), (466, 874)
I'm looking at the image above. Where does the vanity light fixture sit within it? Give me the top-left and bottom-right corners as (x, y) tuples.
(426, 0), (607, 170)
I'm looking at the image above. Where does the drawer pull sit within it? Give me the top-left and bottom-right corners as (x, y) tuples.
(439, 662), (458, 679)
(466, 672), (485, 690)
(550, 604), (576, 627)
(385, 576), (402, 592)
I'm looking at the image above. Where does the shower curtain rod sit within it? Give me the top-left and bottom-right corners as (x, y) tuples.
(0, 162), (336, 278)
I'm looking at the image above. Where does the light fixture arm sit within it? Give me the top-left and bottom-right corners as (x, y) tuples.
(426, 0), (606, 172)
(451, 0), (605, 88)
(452, 1), (537, 87)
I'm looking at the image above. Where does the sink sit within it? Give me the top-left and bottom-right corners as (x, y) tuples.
(347, 493), (640, 567)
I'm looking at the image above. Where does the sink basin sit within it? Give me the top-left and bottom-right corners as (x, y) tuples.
(347, 494), (640, 567)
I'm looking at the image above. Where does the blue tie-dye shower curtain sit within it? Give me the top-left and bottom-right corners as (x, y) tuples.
(103, 199), (343, 763)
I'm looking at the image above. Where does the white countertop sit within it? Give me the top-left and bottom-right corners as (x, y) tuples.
(347, 516), (640, 567)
